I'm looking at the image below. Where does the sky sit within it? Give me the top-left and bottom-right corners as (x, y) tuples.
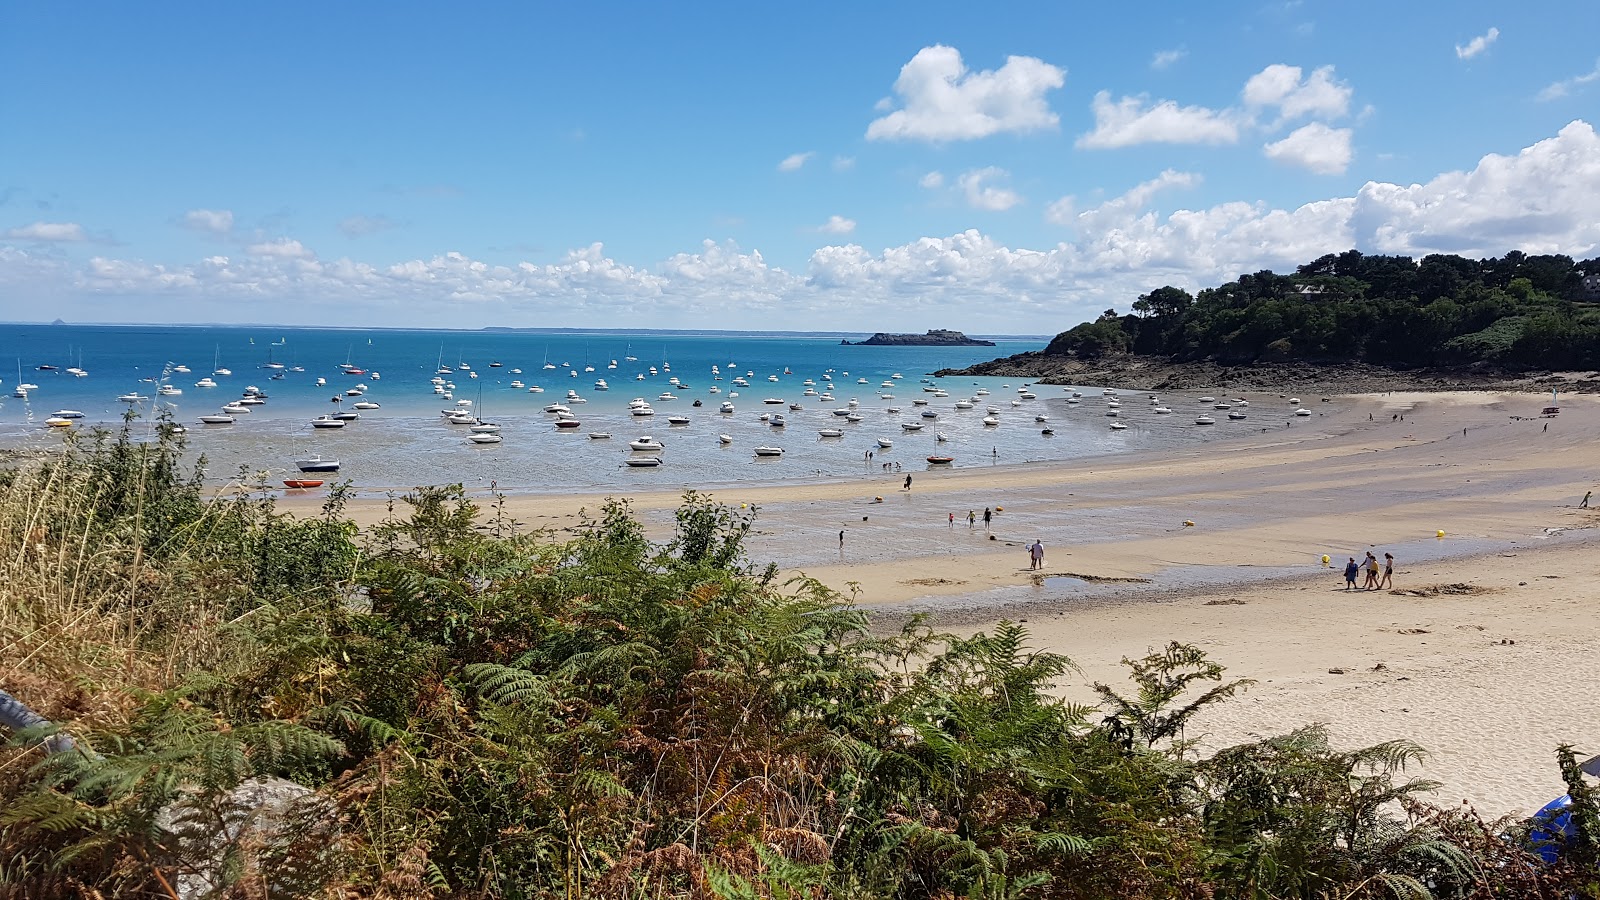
(2, 1), (1598, 333)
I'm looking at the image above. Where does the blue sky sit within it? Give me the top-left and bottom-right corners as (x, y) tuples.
(2, 1), (1598, 332)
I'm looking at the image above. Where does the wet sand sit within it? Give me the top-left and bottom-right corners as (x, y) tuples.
(298, 388), (1598, 817)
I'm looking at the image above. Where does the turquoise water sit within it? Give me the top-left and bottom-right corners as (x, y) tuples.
(0, 324), (1287, 492)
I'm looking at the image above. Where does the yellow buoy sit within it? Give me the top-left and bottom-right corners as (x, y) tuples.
(1183, 520), (1195, 527)
(1436, 529), (1446, 538)
(1321, 554), (1331, 566)
(995, 506), (1004, 512)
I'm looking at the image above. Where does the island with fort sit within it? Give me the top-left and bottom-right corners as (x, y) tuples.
(841, 328), (996, 346)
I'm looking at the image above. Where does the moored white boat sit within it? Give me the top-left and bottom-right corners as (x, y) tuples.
(296, 455), (341, 472)
(753, 446), (784, 457)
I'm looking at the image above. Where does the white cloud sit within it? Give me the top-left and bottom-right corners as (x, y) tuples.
(246, 238), (314, 259)
(1077, 91), (1241, 148)
(5, 123), (1598, 332)
(919, 171), (945, 189)
(180, 209), (233, 235)
(1242, 64), (1351, 121)
(957, 167), (1022, 211)
(1538, 59), (1600, 101)
(1044, 196), (1076, 225)
(1455, 26), (1499, 60)
(777, 151), (815, 172)
(1150, 48), (1186, 70)
(339, 215), (398, 238)
(818, 215), (857, 235)
(866, 45), (1065, 142)
(832, 156), (856, 171)
(1263, 123), (1354, 174)
(2, 221), (88, 242)
(1071, 169), (1200, 233)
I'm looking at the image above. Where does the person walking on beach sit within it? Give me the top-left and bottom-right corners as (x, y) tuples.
(1582, 490), (1592, 509)
(1379, 552), (1394, 589)
(949, 512), (955, 526)
(968, 510), (976, 529)
(839, 530), (845, 549)
(1363, 552), (1380, 590)
(1344, 557), (1360, 590)
(983, 507), (992, 529)
(1029, 540), (1045, 570)
(904, 474), (912, 491)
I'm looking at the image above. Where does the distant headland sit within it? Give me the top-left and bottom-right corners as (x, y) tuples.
(842, 329), (996, 347)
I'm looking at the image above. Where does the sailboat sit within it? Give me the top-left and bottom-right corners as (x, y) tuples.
(262, 340), (285, 371)
(212, 344), (231, 377)
(542, 345), (557, 370)
(624, 343), (637, 362)
(468, 381), (500, 437)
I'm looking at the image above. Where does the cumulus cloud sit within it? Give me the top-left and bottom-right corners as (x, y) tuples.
(818, 215), (857, 235)
(1242, 64), (1352, 121)
(1150, 48), (1186, 70)
(919, 171), (945, 189)
(2, 221), (88, 242)
(1455, 27), (1499, 60)
(247, 238), (314, 259)
(867, 45), (1065, 142)
(777, 151), (815, 172)
(1538, 59), (1600, 101)
(180, 209), (233, 235)
(339, 215), (399, 238)
(4, 123), (1598, 331)
(1077, 91), (1241, 148)
(1078, 63), (1351, 150)
(1263, 123), (1354, 174)
(957, 168), (1022, 211)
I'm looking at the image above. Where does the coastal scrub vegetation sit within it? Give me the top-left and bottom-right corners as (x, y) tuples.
(0, 422), (1592, 898)
(1044, 250), (1600, 370)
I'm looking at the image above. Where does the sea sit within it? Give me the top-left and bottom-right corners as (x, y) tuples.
(0, 324), (1275, 493)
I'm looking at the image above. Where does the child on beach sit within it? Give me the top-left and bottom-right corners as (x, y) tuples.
(1344, 557), (1359, 590)
(1363, 552), (1380, 590)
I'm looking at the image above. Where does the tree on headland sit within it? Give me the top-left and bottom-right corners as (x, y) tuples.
(1040, 250), (1600, 371)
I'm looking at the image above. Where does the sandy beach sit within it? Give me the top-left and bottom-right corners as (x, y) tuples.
(307, 388), (1600, 818)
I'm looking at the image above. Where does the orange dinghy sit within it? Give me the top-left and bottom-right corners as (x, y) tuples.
(282, 479), (325, 489)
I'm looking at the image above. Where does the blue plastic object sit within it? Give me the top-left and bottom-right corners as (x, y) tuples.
(1529, 795), (1575, 864)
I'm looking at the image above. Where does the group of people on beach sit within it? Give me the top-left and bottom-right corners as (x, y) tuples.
(1342, 552), (1393, 591)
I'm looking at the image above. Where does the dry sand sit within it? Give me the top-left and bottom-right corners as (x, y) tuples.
(320, 389), (1600, 818)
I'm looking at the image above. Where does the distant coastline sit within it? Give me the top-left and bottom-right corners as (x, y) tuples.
(0, 321), (1047, 341)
